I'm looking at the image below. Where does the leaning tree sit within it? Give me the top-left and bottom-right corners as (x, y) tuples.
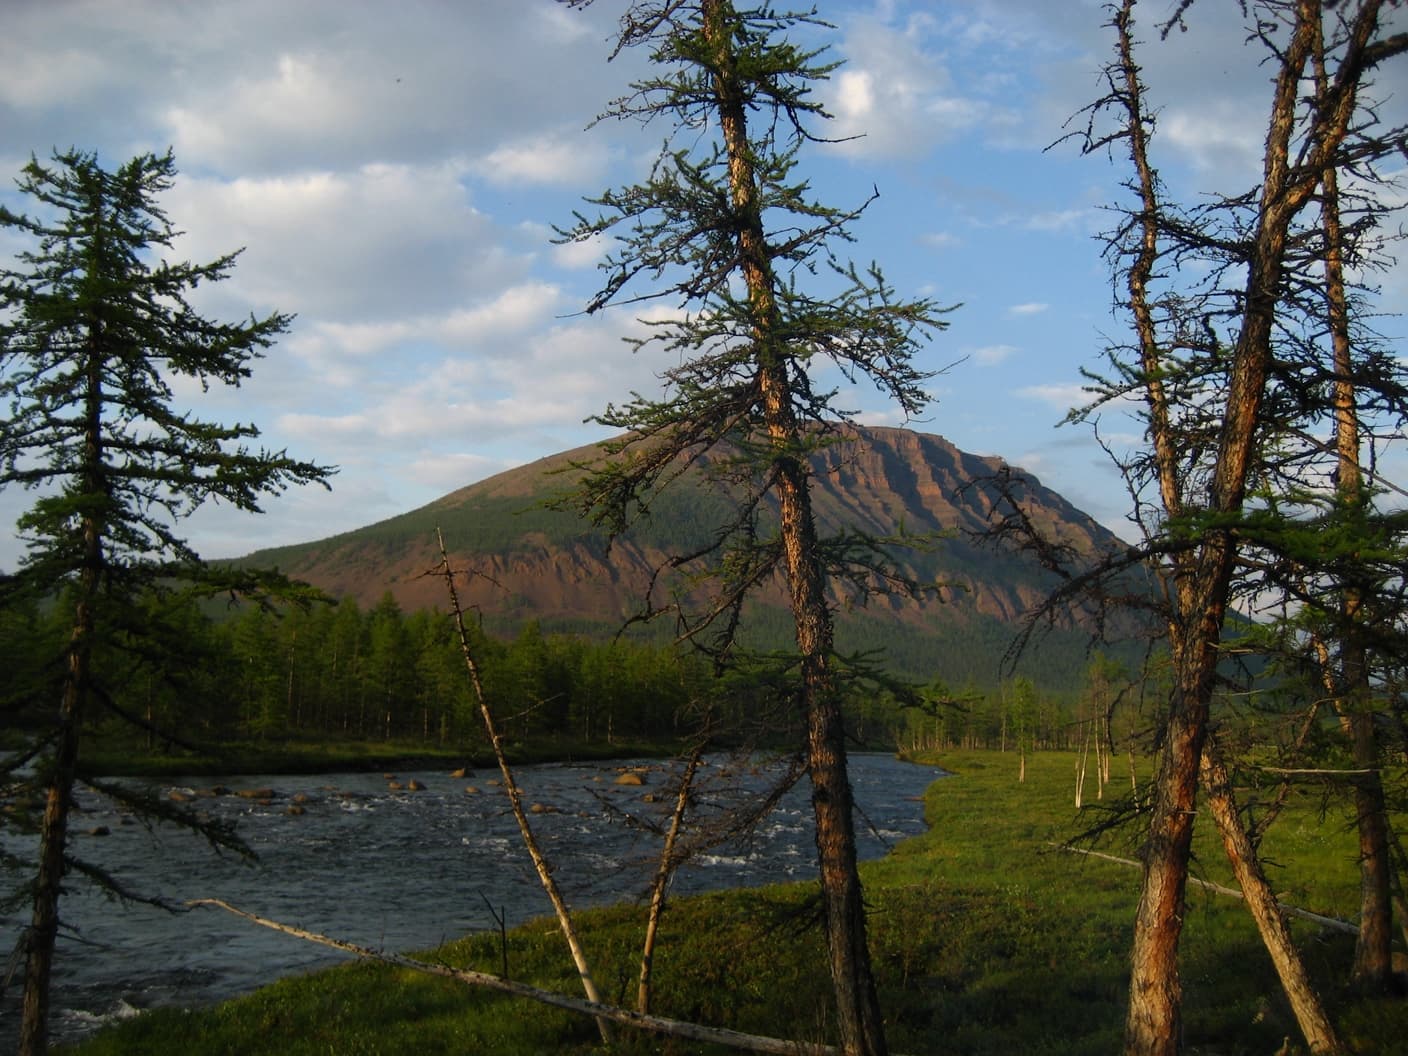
(1060, 2), (1408, 1052)
(557, 3), (951, 1053)
(0, 148), (332, 1056)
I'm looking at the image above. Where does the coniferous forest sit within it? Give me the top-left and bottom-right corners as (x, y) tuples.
(3, 586), (1117, 764)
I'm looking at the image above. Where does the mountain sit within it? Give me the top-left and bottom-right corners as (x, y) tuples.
(239, 426), (1130, 689)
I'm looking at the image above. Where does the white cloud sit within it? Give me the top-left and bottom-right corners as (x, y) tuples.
(476, 132), (610, 188)
(824, 17), (990, 160)
(920, 231), (962, 249)
(1008, 302), (1049, 316)
(972, 344), (1017, 366)
(1023, 209), (1090, 233)
(407, 452), (508, 491)
(438, 284), (564, 347)
(162, 161), (525, 321)
(1016, 382), (1091, 410)
(1160, 103), (1265, 180)
(552, 231), (609, 270)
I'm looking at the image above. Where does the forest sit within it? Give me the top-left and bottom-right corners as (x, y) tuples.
(1, 585), (1117, 760)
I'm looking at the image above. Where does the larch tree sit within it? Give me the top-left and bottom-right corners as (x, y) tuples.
(1061, 2), (1407, 1052)
(0, 149), (332, 1056)
(557, 3), (950, 1053)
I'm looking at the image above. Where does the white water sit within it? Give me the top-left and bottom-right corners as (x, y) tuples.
(0, 752), (940, 1047)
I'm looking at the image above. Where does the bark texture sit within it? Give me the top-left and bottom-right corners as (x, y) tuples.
(1112, 2), (1391, 1051)
(703, 2), (887, 1050)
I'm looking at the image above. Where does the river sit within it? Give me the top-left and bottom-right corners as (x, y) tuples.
(0, 752), (940, 1048)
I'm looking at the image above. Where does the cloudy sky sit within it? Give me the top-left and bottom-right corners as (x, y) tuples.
(1, 0), (1404, 571)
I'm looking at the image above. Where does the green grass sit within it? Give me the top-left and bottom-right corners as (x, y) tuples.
(66, 749), (1407, 1055)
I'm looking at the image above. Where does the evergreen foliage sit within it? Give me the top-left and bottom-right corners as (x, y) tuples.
(555, 7), (956, 1048)
(0, 148), (333, 1054)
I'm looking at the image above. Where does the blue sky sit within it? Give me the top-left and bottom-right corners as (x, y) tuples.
(1, 0), (1404, 571)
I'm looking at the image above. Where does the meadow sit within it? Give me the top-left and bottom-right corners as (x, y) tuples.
(67, 748), (1404, 1055)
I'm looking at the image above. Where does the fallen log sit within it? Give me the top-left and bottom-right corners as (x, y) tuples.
(187, 898), (851, 1055)
(1054, 845), (1358, 934)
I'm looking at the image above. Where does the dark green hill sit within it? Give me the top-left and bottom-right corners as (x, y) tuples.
(239, 425), (1136, 690)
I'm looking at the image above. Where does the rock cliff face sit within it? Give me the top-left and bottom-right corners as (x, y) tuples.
(242, 425), (1124, 655)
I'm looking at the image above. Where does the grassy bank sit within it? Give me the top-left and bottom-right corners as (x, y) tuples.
(66, 749), (1405, 1054)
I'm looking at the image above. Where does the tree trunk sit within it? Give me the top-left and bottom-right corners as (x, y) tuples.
(435, 530), (611, 1043)
(1201, 738), (1344, 1054)
(19, 640), (88, 1056)
(1315, 35), (1394, 984)
(1115, 2), (1383, 1049)
(639, 749), (700, 1015)
(20, 320), (106, 1056)
(702, 3), (886, 1050)
(1124, 680), (1209, 1056)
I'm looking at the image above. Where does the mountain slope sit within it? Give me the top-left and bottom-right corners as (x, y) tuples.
(241, 426), (1128, 687)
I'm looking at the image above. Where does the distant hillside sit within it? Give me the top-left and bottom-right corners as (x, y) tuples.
(239, 425), (1134, 690)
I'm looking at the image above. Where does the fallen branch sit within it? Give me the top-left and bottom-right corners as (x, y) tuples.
(1054, 845), (1358, 934)
(187, 898), (845, 1055)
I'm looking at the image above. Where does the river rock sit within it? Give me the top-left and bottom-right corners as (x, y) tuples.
(168, 789), (194, 802)
(236, 788), (275, 800)
(529, 802), (558, 814)
(463, 786), (479, 795)
(450, 767), (471, 779)
(406, 779), (426, 791)
(387, 780), (404, 791)
(86, 826), (111, 837)
(286, 805), (305, 816)
(614, 771), (646, 786)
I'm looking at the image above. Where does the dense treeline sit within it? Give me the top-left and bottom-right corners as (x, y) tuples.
(126, 594), (726, 749)
(3, 587), (1123, 758)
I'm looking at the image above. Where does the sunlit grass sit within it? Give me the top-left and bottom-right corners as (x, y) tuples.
(67, 748), (1404, 1055)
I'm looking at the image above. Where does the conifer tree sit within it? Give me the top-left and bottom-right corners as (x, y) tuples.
(1055, 3), (1407, 1051)
(559, 4), (950, 1053)
(0, 148), (332, 1055)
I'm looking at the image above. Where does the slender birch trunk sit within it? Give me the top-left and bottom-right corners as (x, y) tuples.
(639, 748), (701, 1015)
(434, 529), (610, 1042)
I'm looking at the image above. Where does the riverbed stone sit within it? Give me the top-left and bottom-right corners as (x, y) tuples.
(614, 771), (646, 786)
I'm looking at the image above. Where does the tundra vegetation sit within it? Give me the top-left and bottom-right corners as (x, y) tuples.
(65, 748), (1408, 1056)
